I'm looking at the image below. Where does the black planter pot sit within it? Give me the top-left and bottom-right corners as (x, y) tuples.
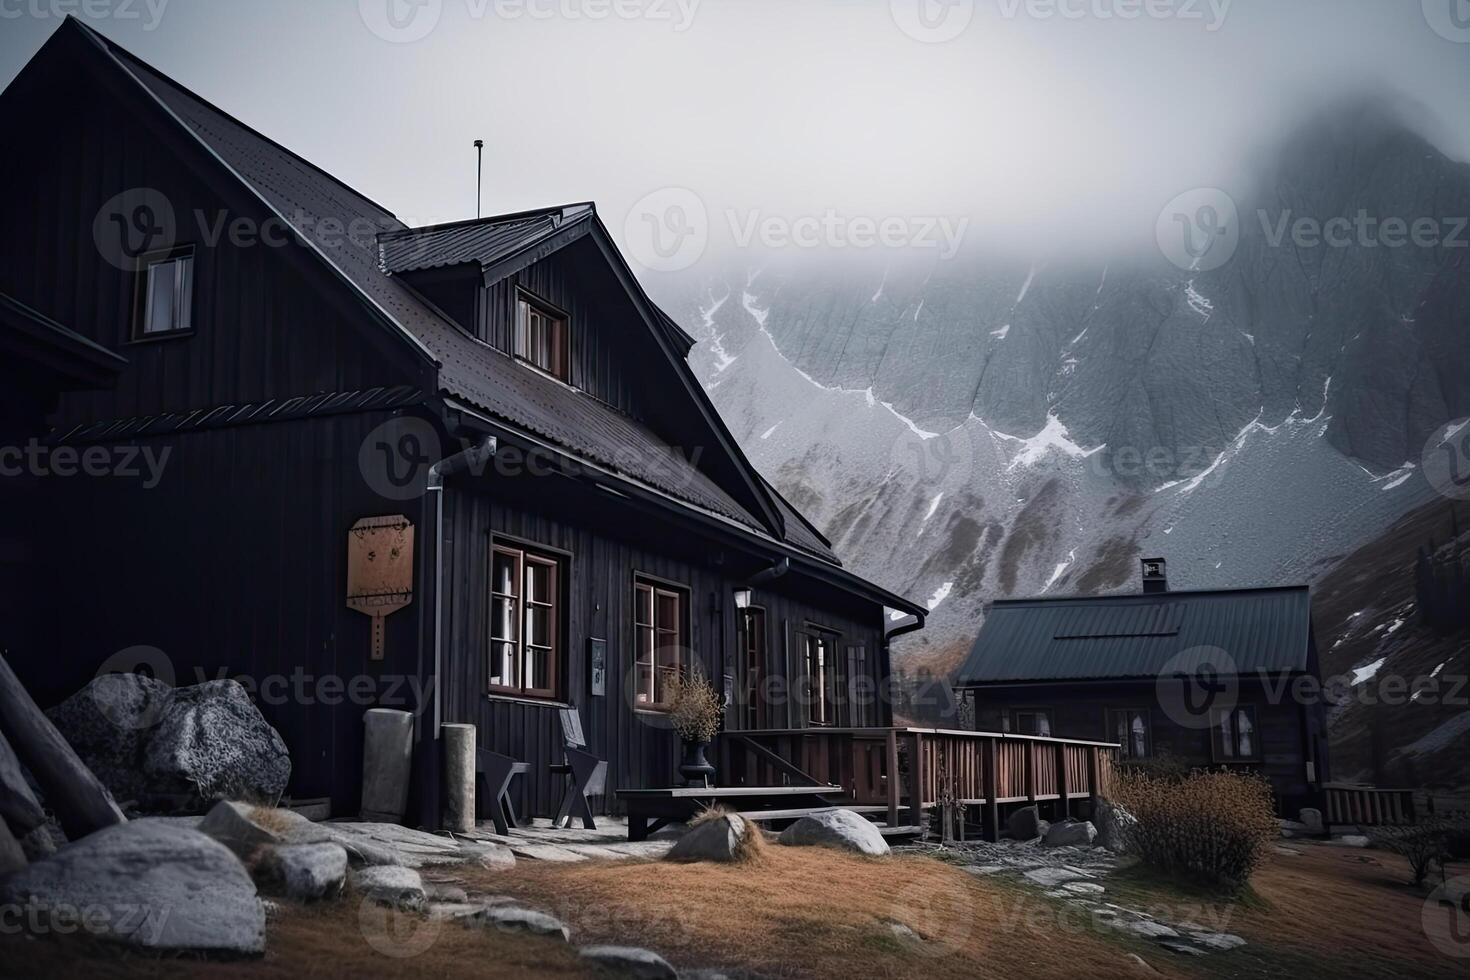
(678, 739), (715, 788)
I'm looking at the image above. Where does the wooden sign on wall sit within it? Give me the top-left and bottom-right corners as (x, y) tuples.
(346, 515), (414, 661)
(588, 638), (607, 697)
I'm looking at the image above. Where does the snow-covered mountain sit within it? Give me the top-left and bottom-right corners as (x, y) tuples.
(650, 99), (1470, 673)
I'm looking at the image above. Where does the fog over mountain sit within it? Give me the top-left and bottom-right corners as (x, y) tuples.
(649, 95), (1470, 671)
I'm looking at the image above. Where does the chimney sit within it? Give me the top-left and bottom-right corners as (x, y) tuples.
(1141, 557), (1168, 594)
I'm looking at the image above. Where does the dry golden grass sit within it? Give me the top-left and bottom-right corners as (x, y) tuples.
(246, 807), (298, 838)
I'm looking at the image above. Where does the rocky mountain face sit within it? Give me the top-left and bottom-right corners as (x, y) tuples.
(646, 99), (1470, 677)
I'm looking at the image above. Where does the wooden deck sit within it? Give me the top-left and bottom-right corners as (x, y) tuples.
(719, 727), (1118, 840)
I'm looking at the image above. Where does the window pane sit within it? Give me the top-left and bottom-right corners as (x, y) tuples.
(490, 640), (515, 687)
(635, 585), (653, 627)
(492, 552), (517, 597)
(525, 561), (551, 604)
(174, 255), (193, 331)
(656, 592), (679, 634)
(1218, 711), (1235, 758)
(490, 595), (517, 641)
(1130, 713), (1148, 758)
(1236, 709), (1254, 758)
(524, 646), (548, 692)
(525, 606), (550, 648)
(144, 260), (176, 334)
(635, 624), (655, 704)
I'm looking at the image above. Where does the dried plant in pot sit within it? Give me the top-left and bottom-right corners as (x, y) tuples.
(666, 667), (723, 787)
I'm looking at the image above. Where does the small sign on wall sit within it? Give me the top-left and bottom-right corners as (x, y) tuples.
(588, 638), (607, 697)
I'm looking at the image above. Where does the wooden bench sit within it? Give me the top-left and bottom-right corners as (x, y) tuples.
(615, 785), (843, 841)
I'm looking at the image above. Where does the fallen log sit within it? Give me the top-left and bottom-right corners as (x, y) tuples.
(0, 812), (24, 877)
(0, 653), (124, 839)
(0, 727), (47, 836)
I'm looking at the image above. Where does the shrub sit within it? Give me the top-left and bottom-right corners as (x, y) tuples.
(1110, 769), (1279, 890)
(665, 667), (723, 744)
(1115, 750), (1191, 783)
(1370, 820), (1459, 887)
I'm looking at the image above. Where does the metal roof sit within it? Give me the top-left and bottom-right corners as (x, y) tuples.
(67, 22), (875, 578)
(377, 206), (593, 275)
(955, 586), (1314, 685)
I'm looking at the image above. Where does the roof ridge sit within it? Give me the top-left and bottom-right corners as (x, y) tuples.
(990, 583), (1311, 604)
(380, 203), (597, 240)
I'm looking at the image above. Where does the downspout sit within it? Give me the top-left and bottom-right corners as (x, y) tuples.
(882, 611), (927, 727)
(426, 435), (497, 739)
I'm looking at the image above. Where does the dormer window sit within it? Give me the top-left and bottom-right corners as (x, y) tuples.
(515, 290), (569, 382)
(133, 246), (195, 340)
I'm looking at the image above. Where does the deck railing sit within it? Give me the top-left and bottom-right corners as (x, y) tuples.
(718, 727), (1118, 836)
(1324, 784), (1417, 826)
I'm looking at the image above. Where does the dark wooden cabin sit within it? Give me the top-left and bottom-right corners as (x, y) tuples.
(0, 18), (945, 826)
(955, 559), (1332, 815)
(1, 19), (1127, 835)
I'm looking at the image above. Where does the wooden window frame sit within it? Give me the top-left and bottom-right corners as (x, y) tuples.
(1211, 705), (1260, 762)
(514, 289), (570, 383)
(633, 575), (687, 711)
(1106, 707), (1152, 759)
(130, 244), (196, 342)
(801, 624), (842, 728)
(1009, 707), (1055, 738)
(487, 543), (562, 700)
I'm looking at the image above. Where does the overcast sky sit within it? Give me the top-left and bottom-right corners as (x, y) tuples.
(4, 0), (1469, 260)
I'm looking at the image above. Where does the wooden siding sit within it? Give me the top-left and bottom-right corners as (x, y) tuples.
(972, 679), (1326, 811)
(438, 471), (888, 818)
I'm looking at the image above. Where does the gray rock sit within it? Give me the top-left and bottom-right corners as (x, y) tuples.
(1093, 800), (1136, 853)
(1160, 941), (1206, 956)
(1112, 918), (1179, 939)
(1333, 835), (1371, 848)
(426, 883), (468, 903)
(198, 800), (285, 859)
(46, 676), (289, 813)
(142, 680), (290, 810)
(579, 945), (677, 978)
(1006, 805), (1048, 841)
(668, 814), (749, 862)
(1273, 845), (1302, 856)
(0, 818), (265, 955)
(1023, 867), (1087, 887)
(472, 905), (571, 941)
(45, 673), (172, 804)
(19, 820), (63, 862)
(778, 809), (889, 856)
(1188, 931), (1246, 951)
(1062, 881), (1106, 896)
(351, 865), (425, 910)
(0, 730), (46, 837)
(258, 842), (347, 901)
(1043, 820), (1098, 848)
(318, 821), (514, 869)
(1298, 808), (1324, 834)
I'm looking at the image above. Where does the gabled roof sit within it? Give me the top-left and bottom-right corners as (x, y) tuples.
(378, 204), (593, 275)
(955, 586), (1314, 685)
(39, 19), (908, 597)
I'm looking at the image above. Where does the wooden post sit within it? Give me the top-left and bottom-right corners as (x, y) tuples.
(1055, 743), (1068, 819)
(0, 653), (125, 840)
(1024, 741), (1036, 803)
(1086, 747), (1102, 815)
(885, 729), (899, 829)
(908, 732), (925, 827)
(983, 737), (1000, 842)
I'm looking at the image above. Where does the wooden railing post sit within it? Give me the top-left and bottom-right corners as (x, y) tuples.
(1055, 743), (1068, 819)
(983, 737), (999, 842)
(886, 729), (899, 829)
(908, 732), (925, 827)
(1087, 747), (1102, 810)
(1024, 741), (1036, 804)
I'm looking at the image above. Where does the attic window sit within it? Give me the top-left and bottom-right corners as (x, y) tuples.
(133, 247), (195, 339)
(515, 291), (569, 382)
